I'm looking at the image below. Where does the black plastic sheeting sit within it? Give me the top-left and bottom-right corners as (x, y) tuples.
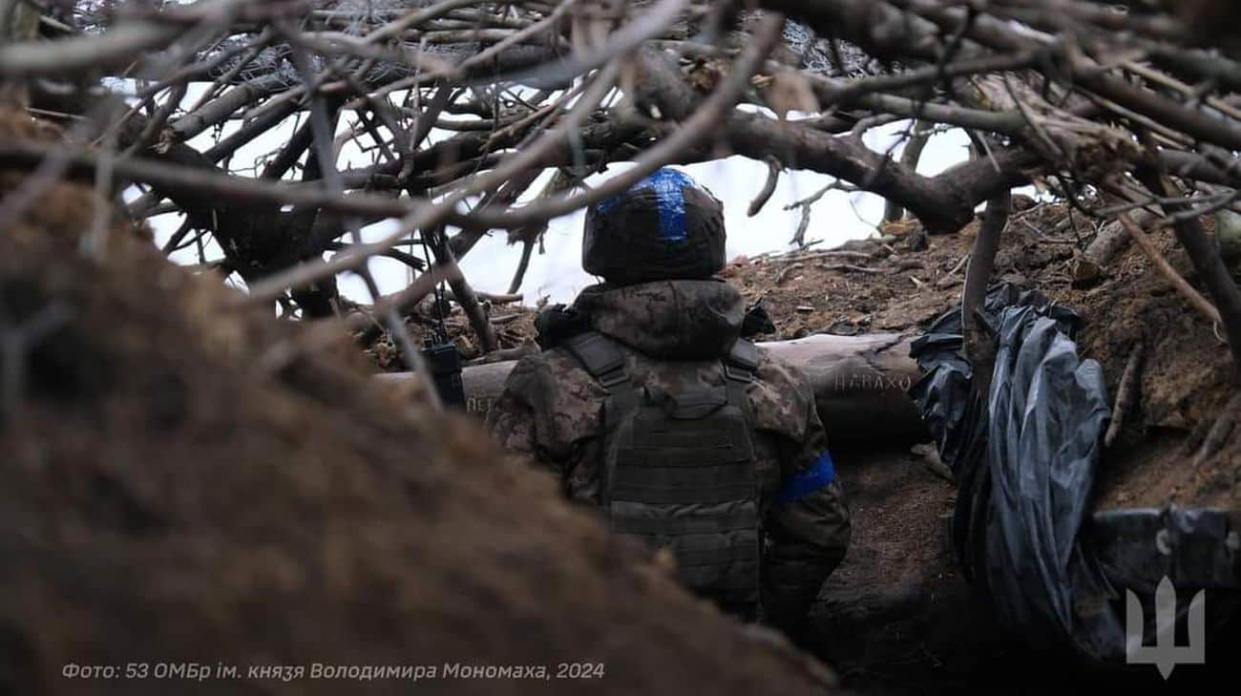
(911, 284), (1241, 662)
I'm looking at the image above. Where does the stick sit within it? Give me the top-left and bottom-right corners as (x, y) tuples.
(1194, 392), (1241, 468)
(748, 157), (780, 217)
(819, 263), (883, 274)
(428, 228), (499, 353)
(507, 238), (535, 296)
(962, 189), (1010, 374)
(343, 263), (463, 331)
(1104, 341), (1144, 448)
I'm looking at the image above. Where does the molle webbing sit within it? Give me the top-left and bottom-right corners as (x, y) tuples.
(562, 332), (762, 612)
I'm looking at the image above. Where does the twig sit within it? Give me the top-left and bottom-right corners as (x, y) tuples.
(791, 202), (812, 248)
(883, 120), (931, 223)
(793, 249), (873, 262)
(427, 227), (498, 353)
(775, 262), (803, 285)
(243, 57), (624, 302)
(247, 13), (783, 301)
(83, 129), (117, 260)
(508, 237), (535, 295)
(948, 252), (970, 276)
(447, 291), (523, 305)
(1194, 393), (1241, 468)
(343, 263), (464, 332)
(283, 29), (440, 406)
(1104, 341), (1144, 448)
(748, 157), (781, 217)
(819, 263), (882, 274)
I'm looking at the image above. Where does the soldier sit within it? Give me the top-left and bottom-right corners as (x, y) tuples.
(486, 168), (850, 636)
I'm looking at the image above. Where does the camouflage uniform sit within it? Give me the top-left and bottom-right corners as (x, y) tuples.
(487, 278), (851, 631)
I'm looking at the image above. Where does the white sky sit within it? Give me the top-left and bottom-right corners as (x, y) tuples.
(136, 83), (973, 304)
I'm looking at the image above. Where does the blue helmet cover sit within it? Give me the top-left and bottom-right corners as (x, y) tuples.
(594, 168), (701, 245)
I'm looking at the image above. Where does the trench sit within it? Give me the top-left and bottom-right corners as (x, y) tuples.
(809, 444), (1241, 695)
(436, 333), (1241, 693)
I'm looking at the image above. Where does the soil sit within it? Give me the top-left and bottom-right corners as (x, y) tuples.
(809, 445), (996, 691)
(0, 109), (836, 695)
(814, 443), (1241, 695)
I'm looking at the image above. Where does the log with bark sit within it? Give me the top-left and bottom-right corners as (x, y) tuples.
(377, 333), (928, 444)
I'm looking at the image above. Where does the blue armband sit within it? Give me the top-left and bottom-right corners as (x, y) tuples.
(776, 451), (837, 505)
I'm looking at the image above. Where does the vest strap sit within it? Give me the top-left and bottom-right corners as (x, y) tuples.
(562, 332), (628, 388)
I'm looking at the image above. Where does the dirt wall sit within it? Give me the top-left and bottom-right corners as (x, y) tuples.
(0, 109), (833, 696)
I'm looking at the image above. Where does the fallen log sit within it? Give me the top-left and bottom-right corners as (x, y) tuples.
(379, 333), (928, 444)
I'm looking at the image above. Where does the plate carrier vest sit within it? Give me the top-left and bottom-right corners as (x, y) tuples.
(561, 331), (762, 617)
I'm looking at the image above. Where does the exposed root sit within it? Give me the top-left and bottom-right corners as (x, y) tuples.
(1105, 340), (1145, 448)
(1193, 391), (1241, 468)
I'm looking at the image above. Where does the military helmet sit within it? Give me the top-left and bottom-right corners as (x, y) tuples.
(582, 168), (726, 285)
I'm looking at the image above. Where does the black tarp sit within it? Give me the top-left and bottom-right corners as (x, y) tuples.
(911, 284), (1241, 662)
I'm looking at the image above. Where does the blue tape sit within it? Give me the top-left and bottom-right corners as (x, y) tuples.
(594, 168), (696, 244)
(645, 168), (692, 243)
(776, 451), (837, 505)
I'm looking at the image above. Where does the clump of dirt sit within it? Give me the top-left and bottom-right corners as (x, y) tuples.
(0, 109), (834, 695)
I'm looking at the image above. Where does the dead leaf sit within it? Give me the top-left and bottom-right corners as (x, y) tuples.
(763, 72), (820, 120)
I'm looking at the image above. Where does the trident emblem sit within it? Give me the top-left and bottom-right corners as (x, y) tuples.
(1125, 576), (1206, 679)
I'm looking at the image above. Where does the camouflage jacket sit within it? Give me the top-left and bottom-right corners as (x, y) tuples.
(486, 279), (850, 630)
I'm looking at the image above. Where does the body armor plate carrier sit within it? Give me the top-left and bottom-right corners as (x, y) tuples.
(562, 332), (762, 617)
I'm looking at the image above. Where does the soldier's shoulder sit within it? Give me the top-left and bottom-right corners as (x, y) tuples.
(748, 345), (816, 434)
(509, 345), (593, 379)
(504, 346), (607, 405)
(498, 346), (609, 446)
(753, 345), (813, 392)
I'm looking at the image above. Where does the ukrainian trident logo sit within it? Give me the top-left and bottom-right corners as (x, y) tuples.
(1125, 576), (1206, 679)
